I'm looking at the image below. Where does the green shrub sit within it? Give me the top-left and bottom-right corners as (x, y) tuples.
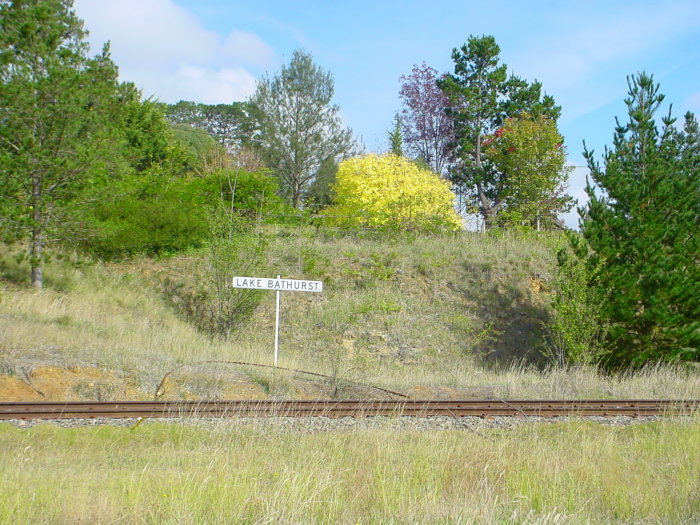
(205, 169), (288, 219)
(197, 211), (268, 339)
(547, 247), (607, 366)
(77, 169), (286, 259)
(78, 175), (209, 259)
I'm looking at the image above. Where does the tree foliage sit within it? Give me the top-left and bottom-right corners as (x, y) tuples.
(399, 63), (454, 175)
(484, 115), (572, 228)
(321, 154), (462, 231)
(116, 83), (195, 176)
(251, 50), (355, 208)
(387, 113), (404, 157)
(437, 35), (561, 228)
(59, 79), (220, 260)
(164, 100), (258, 153)
(170, 122), (219, 171)
(0, 0), (120, 288)
(307, 156), (339, 209)
(576, 73), (699, 366)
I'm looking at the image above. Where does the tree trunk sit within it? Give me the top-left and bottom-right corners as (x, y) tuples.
(30, 228), (43, 289)
(31, 177), (43, 289)
(474, 128), (498, 231)
(483, 206), (498, 230)
(290, 175), (302, 209)
(475, 180), (497, 231)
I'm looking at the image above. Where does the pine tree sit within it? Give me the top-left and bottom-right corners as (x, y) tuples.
(437, 35), (561, 229)
(578, 73), (699, 366)
(0, 0), (120, 288)
(251, 50), (355, 208)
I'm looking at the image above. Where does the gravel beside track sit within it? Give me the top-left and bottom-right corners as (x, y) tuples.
(2, 414), (690, 433)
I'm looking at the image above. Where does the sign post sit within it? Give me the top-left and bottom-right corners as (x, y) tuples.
(232, 276), (323, 366)
(274, 275), (281, 366)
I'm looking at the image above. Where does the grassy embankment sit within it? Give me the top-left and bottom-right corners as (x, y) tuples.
(0, 418), (698, 524)
(1, 228), (698, 400)
(2, 229), (699, 524)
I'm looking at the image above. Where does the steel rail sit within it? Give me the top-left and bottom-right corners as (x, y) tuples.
(0, 399), (698, 420)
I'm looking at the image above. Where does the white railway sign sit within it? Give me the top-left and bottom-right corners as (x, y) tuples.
(232, 275), (324, 366)
(232, 276), (323, 293)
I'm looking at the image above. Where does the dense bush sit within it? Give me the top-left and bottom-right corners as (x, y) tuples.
(547, 245), (607, 366)
(77, 169), (285, 259)
(78, 176), (209, 258)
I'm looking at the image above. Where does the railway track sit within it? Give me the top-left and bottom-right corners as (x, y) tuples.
(1, 399), (698, 420)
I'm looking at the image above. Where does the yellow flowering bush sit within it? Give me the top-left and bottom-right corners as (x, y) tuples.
(321, 154), (462, 231)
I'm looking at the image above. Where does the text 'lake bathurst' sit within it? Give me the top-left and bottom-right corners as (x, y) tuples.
(232, 276), (323, 293)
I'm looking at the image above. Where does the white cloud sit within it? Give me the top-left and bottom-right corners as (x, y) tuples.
(515, 3), (699, 87)
(173, 66), (258, 104)
(74, 0), (272, 103)
(222, 30), (274, 67)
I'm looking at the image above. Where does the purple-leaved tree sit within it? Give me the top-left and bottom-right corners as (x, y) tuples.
(399, 63), (455, 176)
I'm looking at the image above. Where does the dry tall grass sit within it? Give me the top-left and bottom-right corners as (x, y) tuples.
(0, 257), (230, 392)
(1, 232), (698, 400)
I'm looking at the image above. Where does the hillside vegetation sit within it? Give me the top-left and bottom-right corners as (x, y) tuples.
(2, 230), (698, 402)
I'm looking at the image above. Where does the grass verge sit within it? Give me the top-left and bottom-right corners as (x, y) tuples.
(0, 418), (698, 524)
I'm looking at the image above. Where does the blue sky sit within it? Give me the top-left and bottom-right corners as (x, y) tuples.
(74, 0), (700, 227)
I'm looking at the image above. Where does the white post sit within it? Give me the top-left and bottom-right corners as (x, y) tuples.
(274, 275), (281, 367)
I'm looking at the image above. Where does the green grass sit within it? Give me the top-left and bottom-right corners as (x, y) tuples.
(0, 418), (698, 524)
